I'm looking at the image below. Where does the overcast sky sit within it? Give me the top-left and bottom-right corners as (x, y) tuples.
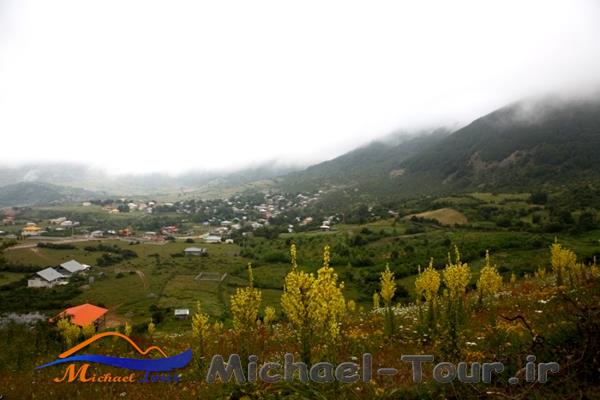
(1, 0), (599, 174)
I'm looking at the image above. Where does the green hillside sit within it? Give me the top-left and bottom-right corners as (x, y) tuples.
(279, 96), (600, 198)
(280, 129), (448, 193)
(0, 182), (100, 207)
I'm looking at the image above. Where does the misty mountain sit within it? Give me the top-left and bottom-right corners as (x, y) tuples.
(397, 96), (600, 193)
(0, 162), (301, 198)
(281, 95), (600, 197)
(1, 95), (599, 206)
(279, 129), (450, 193)
(0, 182), (100, 207)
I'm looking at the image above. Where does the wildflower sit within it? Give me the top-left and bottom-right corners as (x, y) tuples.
(281, 244), (315, 332)
(307, 245), (346, 341)
(550, 238), (576, 287)
(282, 244), (346, 361)
(213, 321), (224, 333)
(230, 263), (262, 334)
(290, 243), (297, 267)
(346, 300), (356, 313)
(380, 264), (396, 306)
(443, 246), (471, 299)
(192, 301), (210, 354)
(263, 306), (277, 326)
(477, 250), (503, 302)
(415, 258), (441, 302)
(372, 293), (381, 310)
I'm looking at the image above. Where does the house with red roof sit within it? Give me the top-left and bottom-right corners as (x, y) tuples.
(53, 303), (108, 328)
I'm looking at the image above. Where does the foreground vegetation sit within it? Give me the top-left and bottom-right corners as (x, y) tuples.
(0, 239), (598, 399)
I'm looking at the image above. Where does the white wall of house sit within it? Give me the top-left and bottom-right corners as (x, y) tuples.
(28, 278), (55, 288)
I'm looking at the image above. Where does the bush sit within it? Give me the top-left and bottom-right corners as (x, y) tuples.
(37, 242), (75, 250)
(261, 250), (289, 263)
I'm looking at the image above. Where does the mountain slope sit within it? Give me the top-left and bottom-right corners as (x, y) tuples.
(0, 182), (100, 207)
(280, 129), (449, 193)
(279, 95), (600, 198)
(398, 96), (600, 192)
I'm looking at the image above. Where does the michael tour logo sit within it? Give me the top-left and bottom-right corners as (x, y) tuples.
(36, 332), (192, 383)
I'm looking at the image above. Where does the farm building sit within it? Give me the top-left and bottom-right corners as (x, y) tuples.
(184, 247), (207, 256)
(174, 309), (190, 319)
(57, 260), (90, 276)
(54, 303), (108, 328)
(27, 267), (67, 288)
(202, 234), (221, 244)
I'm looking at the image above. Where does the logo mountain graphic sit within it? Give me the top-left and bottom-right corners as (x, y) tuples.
(37, 332), (192, 372)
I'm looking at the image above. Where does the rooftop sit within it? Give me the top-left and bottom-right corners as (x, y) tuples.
(36, 267), (65, 282)
(58, 303), (108, 327)
(60, 260), (87, 273)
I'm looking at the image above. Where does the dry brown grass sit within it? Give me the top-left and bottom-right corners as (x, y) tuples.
(405, 207), (468, 226)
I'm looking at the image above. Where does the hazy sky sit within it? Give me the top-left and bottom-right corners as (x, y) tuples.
(1, 0), (599, 174)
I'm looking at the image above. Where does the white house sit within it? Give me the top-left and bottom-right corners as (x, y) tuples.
(174, 309), (190, 319)
(202, 234), (222, 244)
(184, 247), (207, 256)
(28, 268), (67, 288)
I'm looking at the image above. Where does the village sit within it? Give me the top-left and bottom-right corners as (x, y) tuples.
(0, 189), (350, 333)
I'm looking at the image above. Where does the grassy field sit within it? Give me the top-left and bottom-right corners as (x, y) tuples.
(405, 207), (469, 225)
(0, 271), (27, 286)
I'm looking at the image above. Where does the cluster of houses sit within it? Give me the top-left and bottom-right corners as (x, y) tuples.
(19, 218), (81, 237)
(27, 259), (91, 288)
(102, 200), (156, 214)
(49, 217), (80, 227)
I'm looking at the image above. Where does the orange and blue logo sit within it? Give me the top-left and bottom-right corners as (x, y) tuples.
(36, 332), (192, 383)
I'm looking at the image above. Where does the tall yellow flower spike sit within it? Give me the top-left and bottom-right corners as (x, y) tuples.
(443, 246), (471, 299)
(380, 264), (396, 306)
(307, 245), (346, 340)
(415, 258), (441, 302)
(230, 263), (262, 334)
(550, 238), (576, 287)
(477, 250), (502, 299)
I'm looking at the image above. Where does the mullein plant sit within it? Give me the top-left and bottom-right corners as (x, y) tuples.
(191, 301), (210, 362)
(263, 306), (277, 331)
(379, 264), (397, 336)
(415, 258), (441, 333)
(442, 246), (471, 360)
(281, 244), (315, 362)
(281, 244), (346, 362)
(230, 263), (262, 361)
(550, 238), (577, 288)
(230, 263), (262, 334)
(307, 245), (346, 359)
(477, 250), (503, 305)
(372, 292), (381, 310)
